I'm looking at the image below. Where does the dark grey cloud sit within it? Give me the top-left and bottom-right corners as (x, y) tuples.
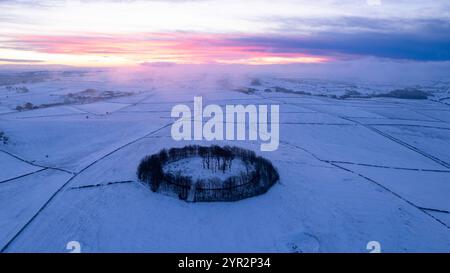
(227, 18), (450, 61)
(0, 58), (43, 63)
(281, 16), (449, 33)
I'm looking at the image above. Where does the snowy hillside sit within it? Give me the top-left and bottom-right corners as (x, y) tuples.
(1, 69), (450, 252)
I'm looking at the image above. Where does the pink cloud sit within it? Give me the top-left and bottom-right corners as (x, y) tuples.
(9, 33), (330, 65)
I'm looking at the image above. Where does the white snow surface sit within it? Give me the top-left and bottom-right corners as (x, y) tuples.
(0, 70), (450, 252)
(163, 157), (250, 182)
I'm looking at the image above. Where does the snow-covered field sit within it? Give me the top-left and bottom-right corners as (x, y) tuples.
(1, 69), (450, 252)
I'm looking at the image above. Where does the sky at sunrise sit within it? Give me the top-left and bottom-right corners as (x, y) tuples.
(0, 0), (449, 66)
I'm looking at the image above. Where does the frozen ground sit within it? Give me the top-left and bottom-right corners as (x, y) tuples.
(0, 69), (450, 252)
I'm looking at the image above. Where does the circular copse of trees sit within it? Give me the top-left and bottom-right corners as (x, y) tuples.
(137, 145), (279, 202)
